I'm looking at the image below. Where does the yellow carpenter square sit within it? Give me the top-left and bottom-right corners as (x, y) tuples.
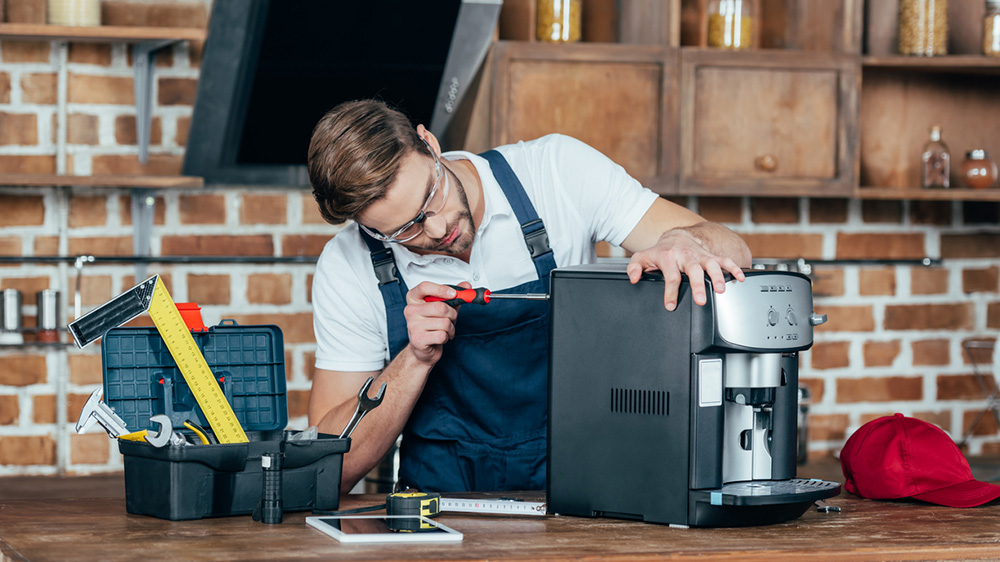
(148, 276), (248, 444)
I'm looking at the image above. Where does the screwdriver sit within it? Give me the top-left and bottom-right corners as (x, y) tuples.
(425, 285), (549, 306)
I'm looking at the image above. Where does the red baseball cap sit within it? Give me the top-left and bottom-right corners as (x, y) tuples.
(840, 413), (1000, 508)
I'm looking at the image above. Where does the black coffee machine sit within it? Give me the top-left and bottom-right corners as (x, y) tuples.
(547, 264), (840, 527)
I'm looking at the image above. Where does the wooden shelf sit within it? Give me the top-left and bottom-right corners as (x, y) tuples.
(863, 55), (1000, 73)
(0, 23), (205, 43)
(670, 185), (1000, 201)
(675, 184), (836, 198)
(0, 174), (203, 188)
(857, 187), (1000, 201)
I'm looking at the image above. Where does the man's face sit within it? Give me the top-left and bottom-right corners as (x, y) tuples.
(358, 147), (475, 257)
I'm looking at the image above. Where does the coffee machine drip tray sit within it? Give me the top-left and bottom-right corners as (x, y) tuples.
(688, 479), (841, 527)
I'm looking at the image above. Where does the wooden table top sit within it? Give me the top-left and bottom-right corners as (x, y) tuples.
(3, 460), (1000, 562)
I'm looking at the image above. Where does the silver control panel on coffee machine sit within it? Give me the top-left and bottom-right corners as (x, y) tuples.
(547, 264), (840, 527)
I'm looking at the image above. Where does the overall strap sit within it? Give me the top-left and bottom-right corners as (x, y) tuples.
(478, 150), (557, 277)
(360, 229), (410, 360)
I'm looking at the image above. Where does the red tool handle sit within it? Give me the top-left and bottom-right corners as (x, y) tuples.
(425, 285), (492, 306)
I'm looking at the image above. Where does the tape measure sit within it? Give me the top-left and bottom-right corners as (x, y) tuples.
(386, 492), (441, 532)
(440, 497), (546, 515)
(147, 276), (248, 444)
(386, 492), (547, 519)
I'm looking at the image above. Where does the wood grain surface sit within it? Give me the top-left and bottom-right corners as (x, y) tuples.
(3, 458), (1000, 562)
(678, 48), (859, 197)
(0, 174), (204, 188)
(490, 41), (679, 194)
(0, 23), (205, 43)
(860, 69), (1000, 190)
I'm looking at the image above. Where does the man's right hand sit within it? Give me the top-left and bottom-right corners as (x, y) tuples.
(404, 281), (469, 365)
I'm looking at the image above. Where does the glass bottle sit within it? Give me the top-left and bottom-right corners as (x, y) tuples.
(985, 0), (1000, 57)
(707, 0), (754, 50)
(536, 0), (582, 43)
(921, 125), (951, 189)
(959, 149), (998, 189)
(898, 0), (949, 56)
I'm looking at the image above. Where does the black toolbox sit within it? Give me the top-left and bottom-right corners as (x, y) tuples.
(102, 320), (349, 521)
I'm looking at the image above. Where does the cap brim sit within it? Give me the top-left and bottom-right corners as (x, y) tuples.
(912, 479), (1000, 508)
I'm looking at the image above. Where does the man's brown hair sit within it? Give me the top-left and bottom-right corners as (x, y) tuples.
(308, 99), (430, 225)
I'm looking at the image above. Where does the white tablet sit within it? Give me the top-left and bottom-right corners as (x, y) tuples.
(306, 515), (464, 544)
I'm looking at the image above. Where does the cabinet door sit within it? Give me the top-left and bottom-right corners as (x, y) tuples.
(491, 41), (680, 194)
(680, 49), (859, 196)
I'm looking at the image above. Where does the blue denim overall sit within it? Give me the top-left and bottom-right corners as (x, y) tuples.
(360, 150), (556, 492)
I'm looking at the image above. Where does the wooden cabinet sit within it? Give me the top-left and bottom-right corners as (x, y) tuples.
(679, 49), (858, 196)
(484, 0), (1000, 201)
(490, 41), (680, 193)
(858, 0), (1000, 200)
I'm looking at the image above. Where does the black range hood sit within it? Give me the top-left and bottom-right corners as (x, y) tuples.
(183, 0), (500, 186)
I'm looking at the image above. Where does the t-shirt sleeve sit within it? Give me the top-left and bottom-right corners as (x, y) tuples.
(546, 135), (658, 247)
(312, 243), (388, 372)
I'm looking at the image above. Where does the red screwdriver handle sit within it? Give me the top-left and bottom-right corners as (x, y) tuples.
(425, 284), (492, 306)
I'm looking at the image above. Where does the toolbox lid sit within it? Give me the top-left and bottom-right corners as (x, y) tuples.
(101, 320), (288, 434)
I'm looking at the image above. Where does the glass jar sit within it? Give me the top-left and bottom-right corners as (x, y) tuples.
(0, 289), (24, 345)
(898, 0), (948, 56)
(47, 0), (101, 26)
(707, 0), (754, 50)
(985, 0), (1000, 56)
(536, 0), (582, 43)
(35, 290), (60, 343)
(960, 149), (998, 189)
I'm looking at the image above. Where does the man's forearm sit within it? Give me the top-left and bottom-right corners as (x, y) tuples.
(315, 346), (435, 494)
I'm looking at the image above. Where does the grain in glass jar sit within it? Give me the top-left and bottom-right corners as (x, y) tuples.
(707, 0), (754, 50)
(898, 0), (948, 56)
(537, 0), (582, 43)
(985, 0), (1000, 56)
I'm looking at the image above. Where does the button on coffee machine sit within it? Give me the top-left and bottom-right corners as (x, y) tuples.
(547, 264), (840, 527)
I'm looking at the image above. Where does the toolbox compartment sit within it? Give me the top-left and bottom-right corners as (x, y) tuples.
(118, 431), (348, 521)
(103, 321), (349, 521)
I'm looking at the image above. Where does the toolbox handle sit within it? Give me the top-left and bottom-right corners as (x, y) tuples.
(218, 319), (240, 326)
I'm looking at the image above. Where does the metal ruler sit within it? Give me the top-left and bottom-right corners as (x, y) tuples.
(440, 498), (546, 516)
(69, 275), (248, 444)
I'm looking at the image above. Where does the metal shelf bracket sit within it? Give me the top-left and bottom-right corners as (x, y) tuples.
(133, 39), (179, 164)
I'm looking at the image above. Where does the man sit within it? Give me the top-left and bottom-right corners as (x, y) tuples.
(307, 99), (751, 494)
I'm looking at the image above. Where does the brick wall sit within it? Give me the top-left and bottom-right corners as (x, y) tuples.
(1, 3), (999, 475)
(0, 185), (337, 474)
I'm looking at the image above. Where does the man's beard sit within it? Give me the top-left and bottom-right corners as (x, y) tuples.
(407, 167), (475, 256)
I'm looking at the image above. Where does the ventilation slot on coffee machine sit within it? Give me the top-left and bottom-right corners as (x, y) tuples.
(610, 388), (668, 416)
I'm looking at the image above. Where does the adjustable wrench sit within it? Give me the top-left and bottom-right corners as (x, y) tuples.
(119, 414), (186, 447)
(339, 376), (386, 439)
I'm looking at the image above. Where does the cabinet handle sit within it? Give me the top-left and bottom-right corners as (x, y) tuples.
(755, 154), (778, 172)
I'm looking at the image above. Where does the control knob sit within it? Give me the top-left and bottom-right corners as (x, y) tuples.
(767, 307), (779, 326)
(786, 308), (798, 326)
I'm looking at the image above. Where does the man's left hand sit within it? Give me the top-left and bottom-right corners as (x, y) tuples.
(626, 227), (746, 311)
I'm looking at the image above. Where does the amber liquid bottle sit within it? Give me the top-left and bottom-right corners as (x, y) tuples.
(921, 125), (950, 189)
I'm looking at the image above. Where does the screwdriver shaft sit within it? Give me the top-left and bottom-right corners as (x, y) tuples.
(488, 293), (549, 301)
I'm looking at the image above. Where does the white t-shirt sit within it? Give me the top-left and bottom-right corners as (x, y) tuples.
(312, 134), (659, 372)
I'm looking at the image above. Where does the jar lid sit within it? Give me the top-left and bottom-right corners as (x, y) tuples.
(966, 149), (989, 159)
